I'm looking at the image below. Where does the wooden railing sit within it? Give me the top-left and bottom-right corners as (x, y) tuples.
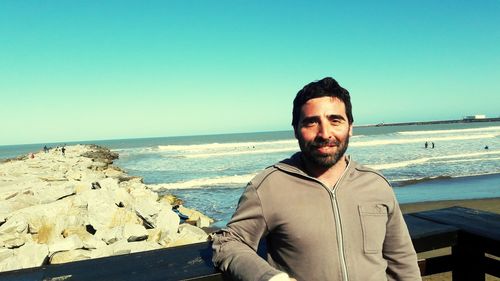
(0, 206), (498, 281)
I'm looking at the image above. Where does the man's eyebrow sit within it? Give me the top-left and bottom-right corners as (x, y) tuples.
(327, 114), (347, 121)
(301, 116), (320, 122)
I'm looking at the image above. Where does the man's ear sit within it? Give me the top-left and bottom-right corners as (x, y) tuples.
(349, 124), (353, 137)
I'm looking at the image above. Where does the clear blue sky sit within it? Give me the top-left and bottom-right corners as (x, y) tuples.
(1, 0), (499, 145)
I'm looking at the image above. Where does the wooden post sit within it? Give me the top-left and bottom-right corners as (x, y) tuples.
(452, 233), (485, 281)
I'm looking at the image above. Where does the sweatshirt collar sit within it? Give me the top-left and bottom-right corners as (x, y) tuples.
(275, 152), (352, 178)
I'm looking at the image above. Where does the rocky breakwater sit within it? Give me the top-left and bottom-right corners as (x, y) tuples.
(0, 144), (213, 272)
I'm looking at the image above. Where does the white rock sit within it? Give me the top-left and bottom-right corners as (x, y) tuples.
(8, 198), (73, 235)
(104, 167), (125, 178)
(155, 207), (180, 236)
(113, 188), (133, 208)
(129, 186), (158, 202)
(180, 206), (214, 226)
(146, 228), (161, 243)
(167, 224), (208, 247)
(89, 244), (115, 259)
(196, 216), (211, 228)
(62, 226), (105, 250)
(110, 239), (161, 255)
(86, 191), (119, 231)
(49, 234), (84, 255)
(0, 232), (27, 248)
(98, 177), (120, 190)
(0, 248), (13, 261)
(134, 199), (160, 227)
(95, 223), (148, 244)
(79, 170), (106, 183)
(0, 193), (38, 221)
(34, 184), (76, 204)
(0, 256), (18, 272)
(66, 169), (83, 181)
(15, 242), (49, 269)
(0, 214), (28, 234)
(179, 223), (208, 239)
(95, 226), (124, 244)
(123, 224), (148, 242)
(50, 249), (92, 264)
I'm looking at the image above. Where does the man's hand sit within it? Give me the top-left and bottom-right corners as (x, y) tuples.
(269, 273), (297, 281)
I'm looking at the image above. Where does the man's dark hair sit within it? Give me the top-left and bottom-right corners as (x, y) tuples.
(292, 77), (353, 129)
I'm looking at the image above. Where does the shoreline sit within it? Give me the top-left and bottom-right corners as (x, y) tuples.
(392, 172), (500, 187)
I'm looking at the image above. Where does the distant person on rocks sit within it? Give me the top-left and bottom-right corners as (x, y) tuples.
(212, 77), (421, 281)
(425, 141), (428, 148)
(43, 145), (48, 153)
(431, 142), (435, 149)
(61, 146), (66, 156)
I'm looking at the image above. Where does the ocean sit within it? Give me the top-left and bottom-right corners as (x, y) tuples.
(1, 122), (499, 228)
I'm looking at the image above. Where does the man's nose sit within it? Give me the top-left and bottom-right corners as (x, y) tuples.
(317, 123), (332, 139)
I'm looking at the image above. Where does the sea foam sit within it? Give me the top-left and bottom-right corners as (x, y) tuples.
(149, 173), (257, 190)
(368, 150), (500, 170)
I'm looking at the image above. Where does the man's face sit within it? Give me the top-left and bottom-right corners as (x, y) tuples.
(295, 96), (352, 169)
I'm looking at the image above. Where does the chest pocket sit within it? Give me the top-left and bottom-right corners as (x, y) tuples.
(358, 203), (389, 254)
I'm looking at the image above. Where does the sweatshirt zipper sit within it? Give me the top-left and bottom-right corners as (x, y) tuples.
(331, 162), (351, 281)
(275, 158), (352, 280)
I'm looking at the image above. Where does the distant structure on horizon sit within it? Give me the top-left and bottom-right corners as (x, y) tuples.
(360, 115), (500, 128)
(463, 114), (487, 120)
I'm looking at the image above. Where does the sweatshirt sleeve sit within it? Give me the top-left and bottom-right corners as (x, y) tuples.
(212, 183), (284, 281)
(383, 194), (422, 281)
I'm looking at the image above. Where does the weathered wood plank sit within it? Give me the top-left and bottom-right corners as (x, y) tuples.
(412, 206), (500, 242)
(452, 232), (486, 281)
(0, 242), (222, 281)
(404, 214), (458, 252)
(417, 255), (453, 276)
(413, 206), (500, 258)
(485, 255), (500, 277)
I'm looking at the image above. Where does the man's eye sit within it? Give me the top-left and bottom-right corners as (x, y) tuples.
(303, 120), (317, 127)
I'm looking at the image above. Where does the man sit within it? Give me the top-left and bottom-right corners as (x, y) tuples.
(212, 77), (421, 281)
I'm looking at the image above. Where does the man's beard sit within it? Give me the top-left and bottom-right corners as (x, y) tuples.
(299, 135), (349, 168)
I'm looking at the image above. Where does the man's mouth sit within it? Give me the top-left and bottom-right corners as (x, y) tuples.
(314, 145), (336, 154)
(312, 140), (339, 148)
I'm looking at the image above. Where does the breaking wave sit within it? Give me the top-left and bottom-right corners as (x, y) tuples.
(148, 173), (257, 190)
(368, 150), (500, 170)
(350, 134), (498, 147)
(158, 140), (297, 152)
(391, 171), (500, 187)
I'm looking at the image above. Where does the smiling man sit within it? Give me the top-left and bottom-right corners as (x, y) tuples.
(212, 77), (421, 281)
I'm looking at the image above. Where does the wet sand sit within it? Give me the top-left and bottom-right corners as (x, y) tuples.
(401, 198), (500, 281)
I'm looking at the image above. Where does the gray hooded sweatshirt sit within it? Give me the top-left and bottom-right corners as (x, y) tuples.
(212, 153), (421, 281)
